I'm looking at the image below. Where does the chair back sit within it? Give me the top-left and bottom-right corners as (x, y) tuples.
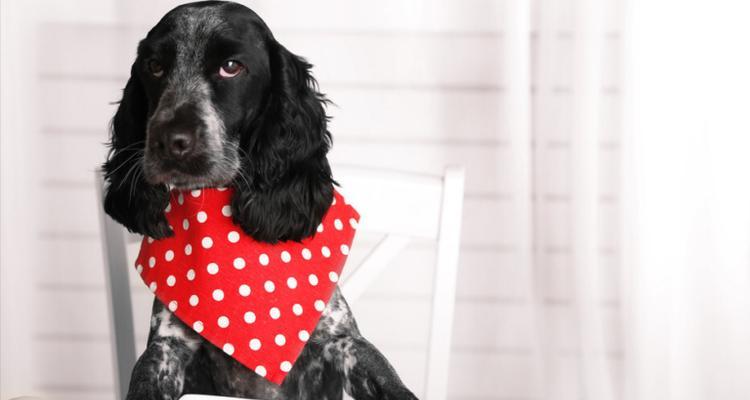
(97, 165), (464, 400)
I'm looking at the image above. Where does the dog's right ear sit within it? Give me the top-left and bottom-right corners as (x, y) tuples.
(102, 64), (173, 239)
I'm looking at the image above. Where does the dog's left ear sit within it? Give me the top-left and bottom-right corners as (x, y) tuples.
(232, 41), (335, 243)
(102, 63), (173, 239)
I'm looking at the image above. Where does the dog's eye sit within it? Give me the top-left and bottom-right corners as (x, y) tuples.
(219, 60), (244, 78)
(147, 60), (164, 78)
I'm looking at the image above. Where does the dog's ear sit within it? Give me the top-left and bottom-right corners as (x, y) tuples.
(102, 64), (172, 239)
(232, 41), (335, 243)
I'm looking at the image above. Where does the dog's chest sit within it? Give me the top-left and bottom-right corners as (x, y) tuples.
(183, 288), (358, 398)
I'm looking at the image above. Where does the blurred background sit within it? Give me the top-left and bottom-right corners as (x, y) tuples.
(3, 0), (750, 399)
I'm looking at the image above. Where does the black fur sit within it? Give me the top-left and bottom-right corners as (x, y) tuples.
(102, 0), (334, 243)
(103, 65), (173, 239)
(231, 39), (335, 243)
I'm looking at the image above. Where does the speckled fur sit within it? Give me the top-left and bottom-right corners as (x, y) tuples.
(128, 288), (417, 400)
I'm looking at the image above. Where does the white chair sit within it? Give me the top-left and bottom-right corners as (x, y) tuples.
(97, 165), (465, 400)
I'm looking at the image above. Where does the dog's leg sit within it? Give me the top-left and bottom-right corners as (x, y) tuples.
(314, 289), (419, 400)
(333, 336), (418, 400)
(279, 339), (344, 400)
(126, 299), (202, 400)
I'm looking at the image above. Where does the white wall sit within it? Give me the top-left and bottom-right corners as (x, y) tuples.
(1, 1), (623, 399)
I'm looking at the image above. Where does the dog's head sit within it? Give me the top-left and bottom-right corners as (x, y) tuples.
(103, 1), (334, 243)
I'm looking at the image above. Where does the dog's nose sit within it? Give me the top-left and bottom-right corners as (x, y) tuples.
(166, 132), (194, 159)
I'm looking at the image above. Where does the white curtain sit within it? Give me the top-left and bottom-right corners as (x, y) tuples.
(502, 0), (621, 399)
(624, 1), (750, 399)
(508, 0), (750, 399)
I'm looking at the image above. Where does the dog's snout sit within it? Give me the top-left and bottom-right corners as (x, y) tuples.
(166, 132), (195, 159)
(151, 130), (197, 161)
(148, 100), (207, 162)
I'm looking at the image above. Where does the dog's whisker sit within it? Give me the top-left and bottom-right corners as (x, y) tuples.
(106, 148), (145, 178)
(116, 152), (145, 191)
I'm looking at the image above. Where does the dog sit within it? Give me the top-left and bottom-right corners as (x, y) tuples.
(101, 2), (418, 399)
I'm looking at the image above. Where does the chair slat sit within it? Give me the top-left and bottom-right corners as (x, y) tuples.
(340, 234), (412, 304)
(334, 165), (444, 240)
(96, 173), (137, 400)
(424, 166), (465, 400)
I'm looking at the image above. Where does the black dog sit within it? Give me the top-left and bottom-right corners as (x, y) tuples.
(102, 2), (418, 399)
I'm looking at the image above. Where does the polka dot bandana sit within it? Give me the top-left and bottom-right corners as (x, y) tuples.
(134, 187), (360, 385)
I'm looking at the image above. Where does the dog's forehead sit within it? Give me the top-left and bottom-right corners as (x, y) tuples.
(147, 4), (266, 58)
(171, 6), (225, 47)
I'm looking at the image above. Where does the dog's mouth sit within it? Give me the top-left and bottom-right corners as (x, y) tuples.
(142, 152), (241, 190)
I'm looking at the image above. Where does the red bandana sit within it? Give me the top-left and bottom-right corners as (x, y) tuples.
(134, 187), (359, 385)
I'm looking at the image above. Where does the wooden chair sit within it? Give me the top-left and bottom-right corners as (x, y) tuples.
(97, 165), (465, 400)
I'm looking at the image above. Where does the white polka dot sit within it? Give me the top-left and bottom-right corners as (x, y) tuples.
(149, 282), (157, 292)
(264, 281), (275, 293)
(334, 219), (343, 230)
(340, 244), (350, 255)
(233, 257), (246, 270)
(329, 271), (339, 283)
(164, 203), (171, 213)
(259, 253), (269, 266)
(280, 361), (292, 372)
(148, 257), (156, 268)
(332, 197), (337, 205)
(221, 205), (232, 217)
(186, 269), (196, 281)
(166, 275), (176, 286)
(275, 334), (286, 346)
(207, 262), (219, 275)
(182, 219), (190, 230)
(292, 304), (303, 315)
(217, 186), (228, 191)
(193, 321), (204, 333)
(189, 295), (199, 306)
(287, 277), (298, 289)
(244, 311), (256, 324)
(178, 193), (184, 205)
(213, 289), (224, 301)
(269, 307), (281, 319)
(317, 224), (324, 233)
(308, 274), (319, 286)
(298, 330), (310, 342)
(314, 299), (325, 311)
(254, 365), (267, 377)
(301, 248), (312, 260)
(249, 338), (261, 350)
(196, 211), (208, 223)
(168, 300), (178, 312)
(349, 218), (358, 229)
(227, 231), (240, 243)
(184, 244), (192, 255)
(281, 251), (291, 263)
(201, 237), (213, 249)
(217, 315), (230, 328)
(136, 264), (143, 274)
(147, 236), (155, 244)
(165, 250), (174, 261)
(223, 343), (234, 355)
(190, 189), (202, 198)
(321, 246), (331, 258)
(239, 284), (251, 297)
